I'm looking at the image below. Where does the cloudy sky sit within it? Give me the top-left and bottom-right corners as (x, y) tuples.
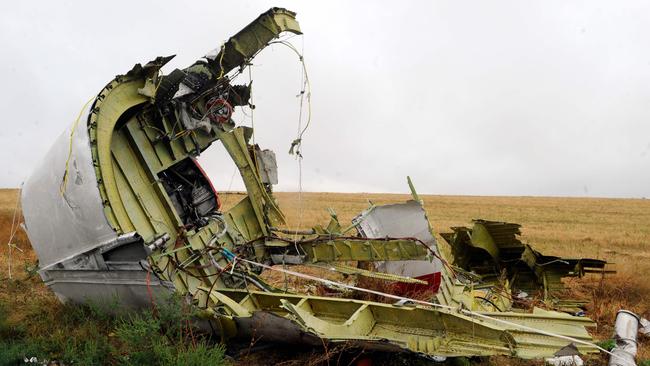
(1, 1), (649, 197)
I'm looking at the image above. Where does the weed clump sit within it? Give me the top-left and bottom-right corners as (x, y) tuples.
(0, 294), (226, 366)
(113, 295), (226, 366)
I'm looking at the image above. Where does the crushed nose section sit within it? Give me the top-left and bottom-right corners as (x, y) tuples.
(21, 7), (300, 309)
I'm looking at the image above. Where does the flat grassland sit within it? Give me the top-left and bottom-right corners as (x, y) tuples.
(1, 188), (649, 363)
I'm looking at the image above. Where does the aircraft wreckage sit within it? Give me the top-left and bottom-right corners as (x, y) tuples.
(21, 7), (623, 363)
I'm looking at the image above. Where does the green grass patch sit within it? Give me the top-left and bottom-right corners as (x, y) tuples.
(0, 292), (226, 366)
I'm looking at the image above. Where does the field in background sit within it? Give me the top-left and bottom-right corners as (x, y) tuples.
(2, 188), (649, 364)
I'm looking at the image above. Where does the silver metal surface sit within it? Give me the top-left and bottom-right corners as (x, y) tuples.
(270, 254), (306, 265)
(178, 102), (211, 132)
(19, 105), (164, 308)
(39, 232), (140, 272)
(21, 105), (118, 269)
(353, 200), (442, 278)
(257, 149), (278, 185)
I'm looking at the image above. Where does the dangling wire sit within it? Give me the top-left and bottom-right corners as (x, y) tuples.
(295, 39), (309, 244)
(254, 38), (311, 245)
(269, 38), (311, 245)
(268, 40), (312, 159)
(294, 51), (305, 245)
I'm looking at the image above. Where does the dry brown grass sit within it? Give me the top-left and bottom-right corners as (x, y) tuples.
(2, 189), (649, 363)
(0, 188), (49, 337)
(0, 188), (37, 284)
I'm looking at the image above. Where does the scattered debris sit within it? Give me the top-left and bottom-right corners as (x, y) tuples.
(441, 220), (614, 311)
(19, 7), (622, 363)
(545, 355), (584, 366)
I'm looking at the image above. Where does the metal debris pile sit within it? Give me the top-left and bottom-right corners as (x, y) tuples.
(19, 7), (637, 364)
(441, 219), (613, 312)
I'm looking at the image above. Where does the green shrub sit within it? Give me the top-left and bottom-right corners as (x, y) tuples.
(115, 311), (164, 365)
(168, 342), (226, 366)
(0, 294), (226, 366)
(0, 340), (45, 366)
(114, 299), (226, 366)
(596, 338), (616, 351)
(0, 303), (28, 341)
(62, 335), (113, 365)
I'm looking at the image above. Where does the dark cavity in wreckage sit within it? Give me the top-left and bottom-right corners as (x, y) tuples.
(20, 7), (627, 363)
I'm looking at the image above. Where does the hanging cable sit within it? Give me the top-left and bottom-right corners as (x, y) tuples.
(268, 40), (312, 158)
(294, 38), (307, 246)
(265, 39), (312, 247)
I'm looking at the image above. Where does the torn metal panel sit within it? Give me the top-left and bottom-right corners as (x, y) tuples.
(641, 317), (650, 336)
(266, 237), (429, 263)
(21, 105), (118, 269)
(256, 148), (278, 185)
(39, 232), (141, 272)
(353, 200), (443, 290)
(204, 8), (302, 76)
(546, 355), (584, 366)
(441, 220), (611, 304)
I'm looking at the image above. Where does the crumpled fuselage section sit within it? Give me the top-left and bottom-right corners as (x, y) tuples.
(20, 7), (614, 362)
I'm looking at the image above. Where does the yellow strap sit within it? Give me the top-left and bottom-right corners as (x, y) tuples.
(60, 97), (95, 196)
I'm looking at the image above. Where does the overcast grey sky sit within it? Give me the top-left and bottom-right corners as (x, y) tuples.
(1, 1), (649, 197)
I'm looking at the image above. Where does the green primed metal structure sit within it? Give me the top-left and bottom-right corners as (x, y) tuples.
(21, 8), (612, 361)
